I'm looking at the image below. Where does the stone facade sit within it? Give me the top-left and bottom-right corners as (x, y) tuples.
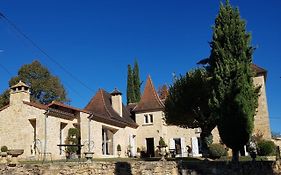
(0, 65), (272, 160)
(1, 160), (281, 175)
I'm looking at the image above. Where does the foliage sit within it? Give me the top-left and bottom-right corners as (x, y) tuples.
(126, 60), (142, 104)
(0, 90), (9, 108)
(0, 60), (69, 108)
(133, 60), (141, 102)
(257, 140), (276, 156)
(117, 144), (121, 152)
(1, 146), (8, 152)
(164, 68), (217, 156)
(208, 143), (227, 159)
(158, 84), (169, 100)
(201, 0), (259, 162)
(126, 64), (136, 104)
(159, 137), (167, 147)
(252, 131), (264, 143)
(65, 128), (79, 154)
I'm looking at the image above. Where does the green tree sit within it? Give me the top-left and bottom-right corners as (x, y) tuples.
(133, 60), (141, 102)
(0, 90), (9, 108)
(0, 60), (69, 107)
(126, 64), (135, 104)
(206, 1), (259, 162)
(165, 69), (217, 156)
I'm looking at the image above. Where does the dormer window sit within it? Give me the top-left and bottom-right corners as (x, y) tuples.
(144, 114), (153, 124)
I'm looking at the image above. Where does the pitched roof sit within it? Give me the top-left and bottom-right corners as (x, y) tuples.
(23, 101), (48, 110)
(84, 89), (137, 128)
(133, 75), (164, 113)
(251, 64), (267, 78)
(11, 81), (29, 89)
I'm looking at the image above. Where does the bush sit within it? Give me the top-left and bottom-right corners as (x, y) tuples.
(257, 140), (276, 156)
(1, 146), (8, 152)
(65, 128), (79, 154)
(159, 137), (167, 147)
(208, 143), (227, 159)
(117, 144), (121, 151)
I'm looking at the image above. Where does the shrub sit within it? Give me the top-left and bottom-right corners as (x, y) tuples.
(159, 137), (167, 147)
(1, 146), (8, 152)
(208, 143), (227, 159)
(65, 128), (79, 154)
(257, 140), (276, 156)
(117, 144), (121, 152)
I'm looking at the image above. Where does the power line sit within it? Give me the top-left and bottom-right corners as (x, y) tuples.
(0, 63), (12, 76)
(0, 11), (95, 93)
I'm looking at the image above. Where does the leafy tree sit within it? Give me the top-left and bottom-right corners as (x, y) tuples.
(0, 90), (9, 108)
(0, 60), (69, 107)
(165, 69), (217, 156)
(133, 60), (141, 102)
(205, 0), (259, 162)
(126, 64), (135, 104)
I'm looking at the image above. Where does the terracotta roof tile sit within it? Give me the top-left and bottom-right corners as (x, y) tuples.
(133, 75), (164, 113)
(85, 89), (137, 128)
(251, 64), (267, 76)
(23, 101), (48, 110)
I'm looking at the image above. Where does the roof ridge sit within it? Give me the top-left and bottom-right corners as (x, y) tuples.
(148, 75), (165, 108)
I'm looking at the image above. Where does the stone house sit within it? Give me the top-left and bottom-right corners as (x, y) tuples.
(0, 64), (271, 160)
(0, 82), (137, 159)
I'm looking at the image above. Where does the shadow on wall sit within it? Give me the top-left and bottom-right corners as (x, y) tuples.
(115, 162), (132, 175)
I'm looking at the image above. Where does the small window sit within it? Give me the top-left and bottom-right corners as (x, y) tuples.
(144, 114), (153, 124)
(149, 114), (153, 123)
(144, 114), (149, 124)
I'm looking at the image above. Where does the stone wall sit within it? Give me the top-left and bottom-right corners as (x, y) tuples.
(0, 161), (178, 175)
(1, 160), (281, 175)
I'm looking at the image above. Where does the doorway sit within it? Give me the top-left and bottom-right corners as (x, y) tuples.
(146, 138), (155, 157)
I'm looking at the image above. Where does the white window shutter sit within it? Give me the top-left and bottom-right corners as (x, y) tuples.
(169, 138), (175, 150)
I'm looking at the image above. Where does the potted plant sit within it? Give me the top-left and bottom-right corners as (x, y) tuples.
(127, 145), (133, 157)
(0, 146), (8, 164)
(157, 137), (167, 161)
(65, 128), (79, 159)
(117, 144), (121, 157)
(136, 147), (141, 158)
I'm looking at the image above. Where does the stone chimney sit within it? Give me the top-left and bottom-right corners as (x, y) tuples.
(10, 81), (30, 105)
(110, 88), (122, 117)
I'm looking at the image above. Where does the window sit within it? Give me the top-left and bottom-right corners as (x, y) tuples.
(144, 114), (153, 124)
(144, 115), (149, 123)
(149, 114), (153, 123)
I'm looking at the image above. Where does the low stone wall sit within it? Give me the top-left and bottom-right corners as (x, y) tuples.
(180, 160), (281, 175)
(0, 161), (178, 175)
(0, 160), (281, 175)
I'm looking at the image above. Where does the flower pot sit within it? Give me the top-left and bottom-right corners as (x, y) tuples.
(157, 146), (167, 161)
(84, 152), (94, 162)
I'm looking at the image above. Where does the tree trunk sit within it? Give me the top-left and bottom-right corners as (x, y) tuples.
(232, 149), (239, 163)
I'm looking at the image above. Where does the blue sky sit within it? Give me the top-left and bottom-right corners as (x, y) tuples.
(0, 1), (281, 132)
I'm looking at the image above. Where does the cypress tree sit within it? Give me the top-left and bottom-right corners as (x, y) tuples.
(133, 60), (141, 102)
(208, 0), (259, 162)
(126, 64), (135, 104)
